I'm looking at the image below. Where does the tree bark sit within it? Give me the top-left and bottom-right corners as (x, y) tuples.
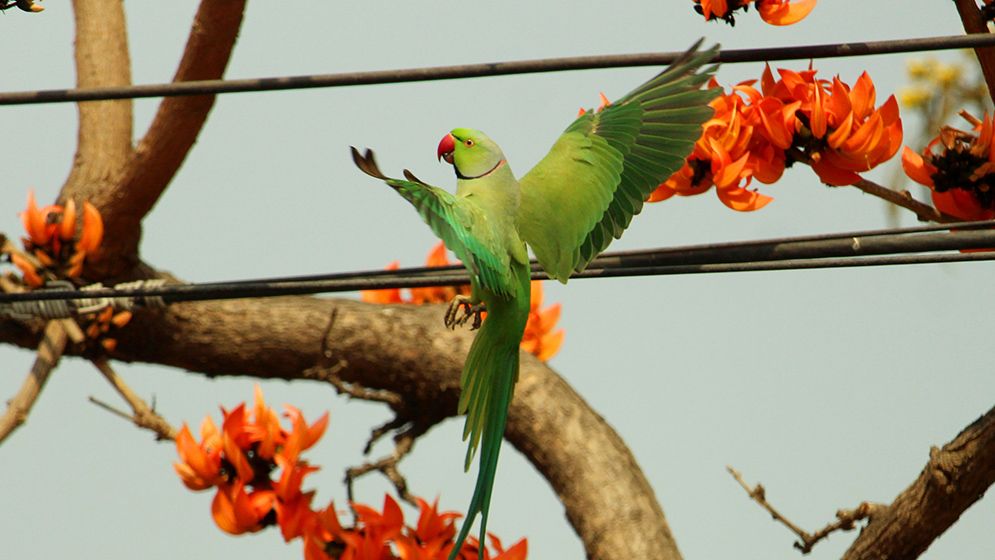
(843, 405), (995, 559)
(64, 0), (133, 201)
(62, 0), (247, 278)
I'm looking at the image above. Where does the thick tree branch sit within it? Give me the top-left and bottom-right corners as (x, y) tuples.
(65, 0), (247, 278)
(0, 295), (682, 560)
(955, 0), (995, 107)
(842, 404), (995, 559)
(63, 0), (133, 199)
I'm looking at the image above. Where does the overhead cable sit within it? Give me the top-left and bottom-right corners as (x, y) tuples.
(1, 221), (993, 315)
(0, 33), (993, 105)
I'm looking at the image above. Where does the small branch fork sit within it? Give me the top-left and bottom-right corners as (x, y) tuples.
(344, 421), (429, 509)
(89, 357), (176, 441)
(727, 466), (884, 554)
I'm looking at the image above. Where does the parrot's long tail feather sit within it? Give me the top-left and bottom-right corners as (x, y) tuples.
(448, 266), (530, 560)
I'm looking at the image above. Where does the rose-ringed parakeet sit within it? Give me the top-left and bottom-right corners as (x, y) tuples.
(352, 40), (720, 557)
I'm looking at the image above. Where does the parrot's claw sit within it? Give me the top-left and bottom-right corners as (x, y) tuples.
(445, 296), (486, 331)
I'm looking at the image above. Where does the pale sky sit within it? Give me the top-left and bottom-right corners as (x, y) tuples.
(1, 2), (994, 559)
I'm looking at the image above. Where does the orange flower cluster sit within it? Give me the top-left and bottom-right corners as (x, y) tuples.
(902, 111), (995, 220)
(174, 385), (329, 535)
(361, 242), (565, 361)
(305, 495), (526, 560)
(693, 0), (816, 26)
(175, 387), (526, 560)
(12, 191), (103, 287)
(650, 65), (902, 210)
(520, 282), (564, 362)
(79, 306), (133, 352)
(361, 242), (473, 306)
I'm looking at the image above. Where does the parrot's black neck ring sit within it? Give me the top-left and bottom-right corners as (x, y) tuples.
(456, 159), (506, 180)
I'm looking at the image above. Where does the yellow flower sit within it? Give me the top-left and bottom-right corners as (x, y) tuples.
(906, 58), (935, 80)
(899, 87), (931, 109)
(933, 64), (962, 88)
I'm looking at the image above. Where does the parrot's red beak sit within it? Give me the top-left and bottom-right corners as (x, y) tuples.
(437, 133), (455, 164)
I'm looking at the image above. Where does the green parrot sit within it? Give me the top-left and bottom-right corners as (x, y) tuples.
(352, 40), (719, 557)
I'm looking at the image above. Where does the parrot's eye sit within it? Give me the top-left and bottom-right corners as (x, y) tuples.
(464, 139), (474, 147)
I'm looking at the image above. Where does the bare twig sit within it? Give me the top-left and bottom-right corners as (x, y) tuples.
(788, 149), (953, 223)
(345, 422), (427, 509)
(727, 466), (880, 553)
(362, 416), (408, 455)
(308, 365), (405, 408)
(0, 320), (68, 443)
(305, 307), (403, 407)
(804, 503), (883, 553)
(90, 356), (175, 440)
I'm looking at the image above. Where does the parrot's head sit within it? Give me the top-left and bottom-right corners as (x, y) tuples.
(437, 128), (506, 179)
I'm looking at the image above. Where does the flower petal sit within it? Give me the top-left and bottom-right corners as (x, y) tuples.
(757, 0), (817, 25)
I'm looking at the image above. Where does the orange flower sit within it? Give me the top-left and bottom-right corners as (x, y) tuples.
(395, 498), (461, 559)
(211, 482), (275, 535)
(175, 386), (331, 542)
(762, 66), (903, 186)
(576, 92), (612, 117)
(902, 112), (995, 221)
(273, 455), (319, 542)
(177, 389), (529, 558)
(281, 404), (330, 465)
(361, 243), (471, 305)
(519, 282), (564, 362)
(693, 0), (815, 26)
(652, 65), (901, 210)
(78, 306), (132, 352)
(409, 242), (468, 304)
(15, 190), (104, 284)
(651, 78), (774, 211)
(487, 535), (528, 560)
(755, 0), (816, 25)
(360, 261), (404, 304)
(174, 418), (223, 491)
(307, 495), (527, 560)
(306, 496), (403, 560)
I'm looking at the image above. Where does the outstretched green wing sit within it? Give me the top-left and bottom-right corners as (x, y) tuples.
(518, 40), (721, 282)
(351, 147), (516, 297)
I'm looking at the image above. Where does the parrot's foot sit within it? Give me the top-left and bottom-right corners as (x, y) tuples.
(444, 295), (486, 331)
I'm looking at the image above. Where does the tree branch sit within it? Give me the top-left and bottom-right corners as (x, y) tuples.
(788, 149), (952, 223)
(954, 0), (995, 107)
(67, 0), (247, 278)
(0, 320), (70, 443)
(842, 404), (995, 559)
(0, 295), (683, 560)
(728, 466), (883, 553)
(90, 356), (176, 440)
(63, 0), (133, 200)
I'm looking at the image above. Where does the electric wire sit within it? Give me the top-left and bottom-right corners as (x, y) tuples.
(0, 33), (993, 105)
(2, 221), (993, 309)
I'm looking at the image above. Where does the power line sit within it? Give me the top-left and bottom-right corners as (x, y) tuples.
(2, 221), (993, 313)
(1, 33), (993, 105)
